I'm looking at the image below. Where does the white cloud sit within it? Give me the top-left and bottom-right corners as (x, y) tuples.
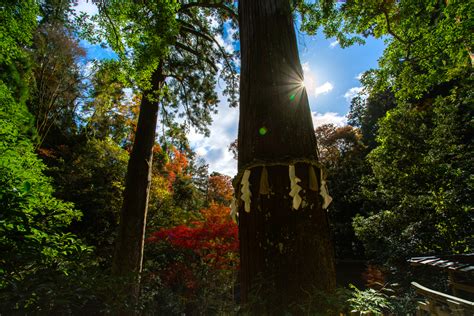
(208, 16), (220, 29)
(344, 86), (364, 103)
(215, 32), (235, 54)
(72, 0), (99, 16)
(329, 40), (339, 48)
(194, 146), (208, 157)
(314, 81), (334, 96)
(123, 88), (134, 103)
(302, 62), (310, 73)
(355, 72), (364, 80)
(226, 25), (238, 42)
(188, 99), (238, 176)
(301, 63), (333, 98)
(312, 112), (347, 128)
(302, 62), (316, 93)
(83, 60), (95, 77)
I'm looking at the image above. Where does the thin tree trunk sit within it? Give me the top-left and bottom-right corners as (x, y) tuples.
(238, 0), (336, 313)
(112, 65), (164, 309)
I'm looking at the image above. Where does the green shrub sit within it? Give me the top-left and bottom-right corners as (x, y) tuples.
(0, 82), (92, 312)
(347, 285), (392, 315)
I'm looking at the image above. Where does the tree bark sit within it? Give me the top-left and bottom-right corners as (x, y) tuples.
(111, 66), (164, 308)
(238, 0), (336, 312)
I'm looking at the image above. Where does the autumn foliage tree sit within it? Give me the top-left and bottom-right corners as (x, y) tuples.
(29, 22), (86, 147)
(207, 172), (233, 205)
(145, 202), (238, 314)
(147, 203), (238, 270)
(315, 124), (367, 259)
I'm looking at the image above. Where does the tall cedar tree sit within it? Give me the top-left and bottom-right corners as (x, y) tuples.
(238, 0), (336, 311)
(94, 0), (238, 306)
(111, 66), (165, 301)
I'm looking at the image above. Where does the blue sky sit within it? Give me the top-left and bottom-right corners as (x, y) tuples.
(74, 1), (386, 176)
(188, 32), (386, 176)
(299, 34), (386, 115)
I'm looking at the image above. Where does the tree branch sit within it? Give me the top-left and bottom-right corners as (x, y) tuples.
(165, 73), (200, 128)
(178, 20), (238, 94)
(174, 42), (218, 73)
(97, 3), (126, 55)
(179, 1), (238, 23)
(179, 23), (215, 43)
(382, 9), (407, 44)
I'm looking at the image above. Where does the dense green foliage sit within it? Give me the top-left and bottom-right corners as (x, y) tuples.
(94, 0), (180, 91)
(51, 138), (129, 263)
(90, 0), (238, 133)
(0, 83), (90, 304)
(0, 0), (38, 65)
(354, 78), (473, 264)
(315, 124), (367, 259)
(299, 0), (473, 264)
(298, 3), (473, 313)
(0, 2), (93, 311)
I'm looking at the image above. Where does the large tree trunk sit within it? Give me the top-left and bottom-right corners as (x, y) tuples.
(237, 0), (336, 313)
(112, 67), (164, 308)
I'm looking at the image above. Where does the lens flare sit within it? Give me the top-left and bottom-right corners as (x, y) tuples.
(259, 127), (268, 136)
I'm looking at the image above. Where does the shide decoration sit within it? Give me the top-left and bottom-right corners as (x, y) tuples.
(230, 159), (333, 221)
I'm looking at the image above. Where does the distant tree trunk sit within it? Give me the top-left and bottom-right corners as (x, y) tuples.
(237, 0), (336, 312)
(112, 65), (164, 308)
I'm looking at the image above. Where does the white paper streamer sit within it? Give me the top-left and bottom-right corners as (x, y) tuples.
(230, 197), (238, 222)
(308, 165), (319, 191)
(241, 169), (252, 213)
(259, 166), (270, 195)
(289, 165), (303, 210)
(320, 169), (333, 209)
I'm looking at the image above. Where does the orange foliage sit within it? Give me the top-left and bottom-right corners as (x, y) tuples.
(164, 148), (189, 191)
(152, 145), (190, 191)
(208, 173), (234, 204)
(166, 148), (188, 175)
(200, 202), (233, 224)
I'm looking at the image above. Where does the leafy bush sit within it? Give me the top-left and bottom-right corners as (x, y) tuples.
(143, 203), (238, 314)
(354, 82), (473, 266)
(49, 137), (129, 263)
(347, 285), (392, 315)
(0, 82), (92, 312)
